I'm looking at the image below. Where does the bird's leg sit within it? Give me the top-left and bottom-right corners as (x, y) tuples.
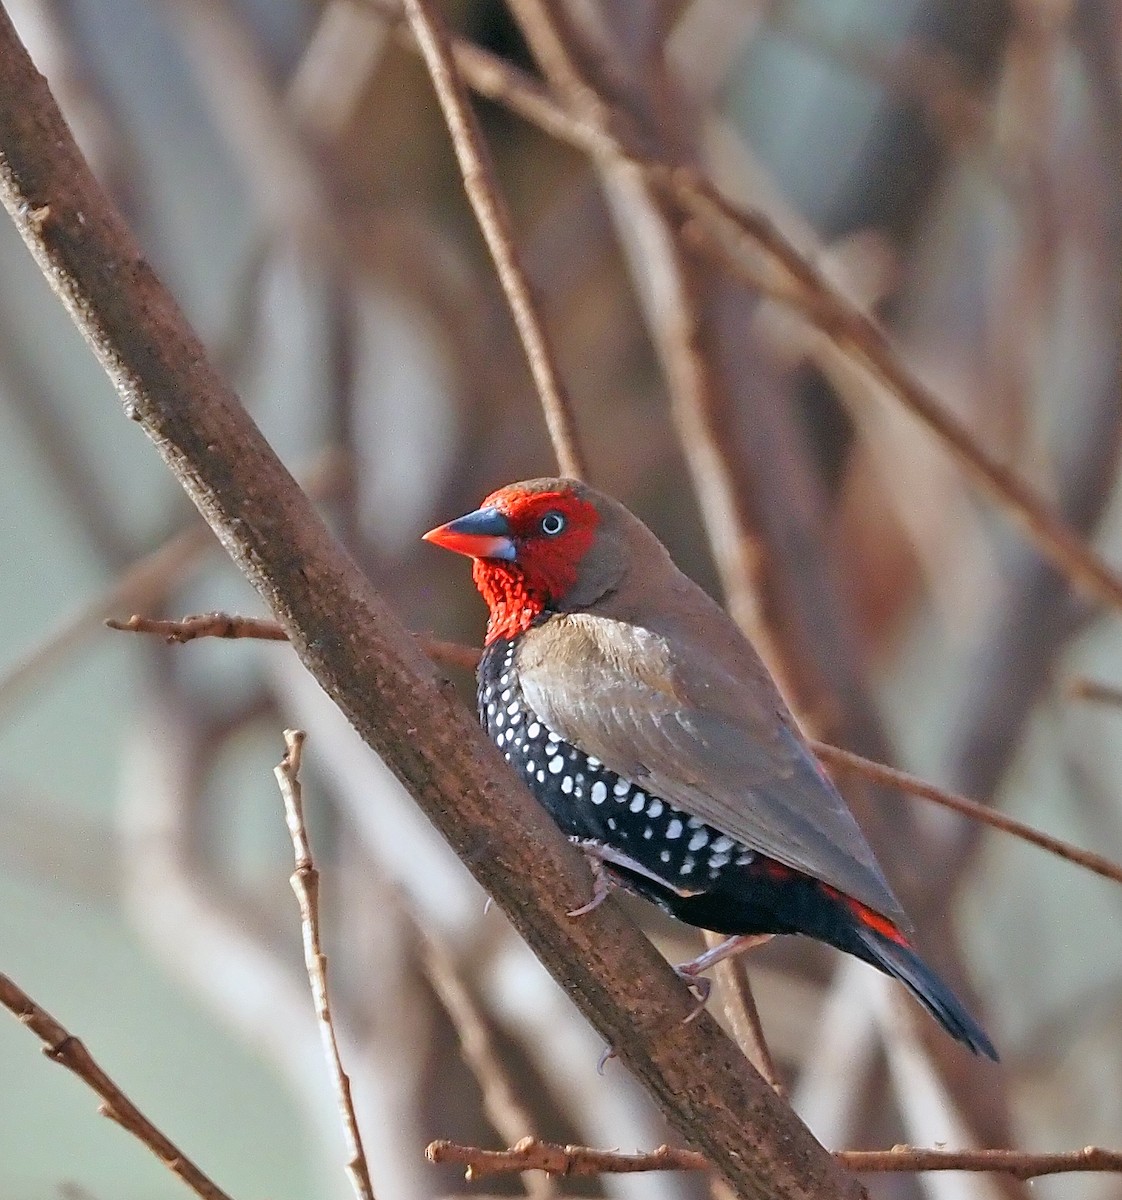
(674, 934), (774, 1021)
(566, 840), (618, 917)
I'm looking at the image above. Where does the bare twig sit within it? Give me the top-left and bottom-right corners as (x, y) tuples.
(703, 931), (785, 1097)
(428, 1137), (1122, 1180)
(274, 729), (376, 1200)
(0, 972), (234, 1200)
(107, 612), (289, 642)
(105, 612), (481, 673)
(428, 1136), (708, 1179)
(812, 740), (1122, 888)
(399, 0), (586, 480)
(839, 1146), (1122, 1180)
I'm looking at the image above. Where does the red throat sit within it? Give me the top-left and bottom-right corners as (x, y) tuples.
(473, 560), (548, 643)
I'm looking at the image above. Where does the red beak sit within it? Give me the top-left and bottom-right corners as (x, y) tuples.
(422, 506), (517, 561)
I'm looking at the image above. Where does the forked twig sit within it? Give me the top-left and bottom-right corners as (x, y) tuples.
(274, 729), (377, 1200)
(0, 973), (234, 1200)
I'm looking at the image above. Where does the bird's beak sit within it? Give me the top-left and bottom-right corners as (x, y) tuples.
(422, 506), (517, 561)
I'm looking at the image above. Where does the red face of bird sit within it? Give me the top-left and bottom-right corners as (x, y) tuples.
(423, 480), (605, 640)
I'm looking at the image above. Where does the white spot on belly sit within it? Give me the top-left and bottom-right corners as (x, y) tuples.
(561, 776), (573, 794)
(666, 819), (683, 839)
(629, 795), (645, 813)
(527, 722), (540, 738)
(688, 830), (709, 852)
(591, 781), (608, 805)
(548, 755), (564, 773)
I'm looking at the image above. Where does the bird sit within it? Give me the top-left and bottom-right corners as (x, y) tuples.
(423, 477), (997, 1059)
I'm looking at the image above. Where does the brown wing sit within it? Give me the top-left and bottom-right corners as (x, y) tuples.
(516, 613), (908, 927)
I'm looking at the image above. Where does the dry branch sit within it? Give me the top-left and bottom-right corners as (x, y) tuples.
(274, 729), (376, 1200)
(0, 972), (234, 1200)
(0, 13), (860, 1200)
(428, 1137), (1122, 1181)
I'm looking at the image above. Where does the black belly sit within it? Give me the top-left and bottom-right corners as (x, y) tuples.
(478, 639), (850, 943)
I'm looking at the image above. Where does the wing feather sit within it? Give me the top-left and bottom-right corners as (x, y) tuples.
(516, 613), (907, 926)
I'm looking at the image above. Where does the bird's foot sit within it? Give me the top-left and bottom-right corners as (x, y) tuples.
(673, 963), (712, 1023)
(566, 841), (617, 917)
(673, 934), (773, 1022)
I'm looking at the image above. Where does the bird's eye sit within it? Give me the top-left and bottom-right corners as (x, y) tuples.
(539, 510), (566, 536)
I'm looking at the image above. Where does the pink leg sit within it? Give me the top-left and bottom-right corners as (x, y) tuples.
(675, 934), (774, 1021)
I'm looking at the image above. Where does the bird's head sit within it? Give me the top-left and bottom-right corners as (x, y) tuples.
(424, 478), (647, 642)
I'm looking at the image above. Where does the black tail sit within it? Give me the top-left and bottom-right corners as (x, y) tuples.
(853, 924), (998, 1061)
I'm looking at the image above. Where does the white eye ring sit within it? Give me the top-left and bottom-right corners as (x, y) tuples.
(540, 511), (566, 536)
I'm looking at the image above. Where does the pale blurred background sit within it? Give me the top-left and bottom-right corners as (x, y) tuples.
(0, 1), (1120, 1199)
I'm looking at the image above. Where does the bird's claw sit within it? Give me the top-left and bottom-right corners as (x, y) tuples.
(674, 963), (712, 1023)
(567, 848), (615, 917)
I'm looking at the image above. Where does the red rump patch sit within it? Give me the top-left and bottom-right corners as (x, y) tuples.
(474, 487), (600, 643)
(821, 882), (910, 947)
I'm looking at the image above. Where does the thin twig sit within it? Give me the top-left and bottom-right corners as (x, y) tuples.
(704, 934), (785, 1098)
(0, 972), (234, 1200)
(274, 730), (377, 1200)
(428, 1137), (1122, 1180)
(428, 1136), (708, 1179)
(105, 611), (481, 672)
(107, 612), (289, 642)
(812, 739), (1122, 888)
(399, 0), (586, 479)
